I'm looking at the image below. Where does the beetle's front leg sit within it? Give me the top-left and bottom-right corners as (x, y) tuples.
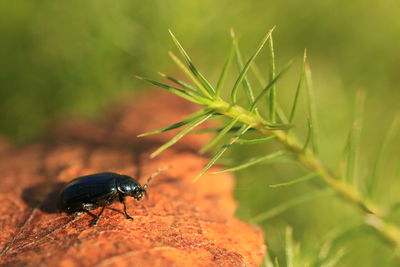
(119, 195), (133, 220)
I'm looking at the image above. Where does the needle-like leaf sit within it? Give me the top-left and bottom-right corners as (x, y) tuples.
(158, 72), (201, 96)
(264, 123), (294, 131)
(304, 62), (319, 154)
(289, 49), (307, 123)
(285, 227), (295, 267)
(345, 90), (365, 187)
(231, 29), (257, 107)
(150, 113), (213, 158)
(369, 114), (400, 196)
(251, 189), (333, 223)
(269, 172), (319, 188)
(199, 118), (239, 154)
(250, 62), (289, 123)
(250, 60), (293, 112)
(169, 30), (215, 96)
(237, 136), (277, 144)
(263, 255), (275, 267)
(213, 150), (286, 173)
(274, 257), (281, 267)
(268, 35), (277, 123)
(216, 36), (235, 96)
(193, 125), (251, 182)
(138, 109), (207, 137)
(169, 52), (212, 99)
(303, 118), (312, 151)
(230, 27), (275, 104)
(192, 126), (256, 134)
(136, 76), (207, 104)
(320, 248), (347, 267)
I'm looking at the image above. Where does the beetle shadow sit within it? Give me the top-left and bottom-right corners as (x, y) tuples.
(22, 181), (66, 214)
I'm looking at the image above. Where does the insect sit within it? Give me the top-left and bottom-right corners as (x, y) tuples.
(57, 168), (167, 226)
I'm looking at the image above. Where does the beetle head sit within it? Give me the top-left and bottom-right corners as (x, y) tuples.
(116, 175), (146, 201)
(117, 167), (169, 201)
(132, 187), (146, 201)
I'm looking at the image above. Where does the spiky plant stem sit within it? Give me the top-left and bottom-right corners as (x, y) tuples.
(138, 29), (400, 256)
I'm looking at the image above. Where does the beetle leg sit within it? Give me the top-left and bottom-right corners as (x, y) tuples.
(90, 206), (106, 226)
(119, 195), (133, 220)
(80, 209), (97, 219)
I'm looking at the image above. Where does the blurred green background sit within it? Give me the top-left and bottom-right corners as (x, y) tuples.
(1, 1), (400, 266)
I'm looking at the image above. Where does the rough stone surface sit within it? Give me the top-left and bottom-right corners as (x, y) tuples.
(0, 92), (266, 266)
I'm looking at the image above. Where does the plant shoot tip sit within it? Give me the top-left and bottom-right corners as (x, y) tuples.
(230, 28), (235, 38)
(157, 72), (166, 77)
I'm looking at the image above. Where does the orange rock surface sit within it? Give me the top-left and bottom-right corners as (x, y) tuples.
(0, 92), (266, 266)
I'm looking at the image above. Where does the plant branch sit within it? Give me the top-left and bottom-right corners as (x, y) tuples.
(138, 29), (400, 256)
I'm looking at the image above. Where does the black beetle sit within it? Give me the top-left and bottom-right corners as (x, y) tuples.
(57, 168), (167, 226)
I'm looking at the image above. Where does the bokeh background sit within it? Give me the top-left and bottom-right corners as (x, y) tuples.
(1, 1), (400, 266)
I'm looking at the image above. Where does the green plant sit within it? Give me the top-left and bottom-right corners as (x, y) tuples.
(137, 28), (400, 264)
(263, 227), (348, 267)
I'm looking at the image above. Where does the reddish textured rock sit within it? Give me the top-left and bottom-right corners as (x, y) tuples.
(0, 91), (266, 266)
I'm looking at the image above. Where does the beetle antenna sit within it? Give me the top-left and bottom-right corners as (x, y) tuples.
(143, 166), (171, 190)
